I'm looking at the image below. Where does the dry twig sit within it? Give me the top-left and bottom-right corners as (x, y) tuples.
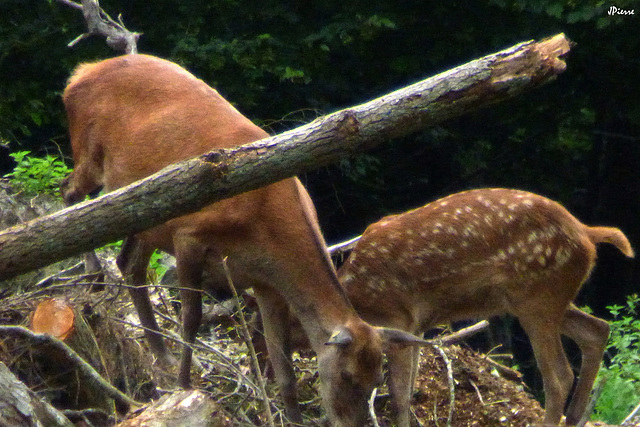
(221, 257), (275, 427)
(327, 236), (361, 256)
(431, 320), (489, 345)
(433, 344), (455, 427)
(623, 399), (640, 425)
(484, 357), (523, 382)
(469, 379), (485, 406)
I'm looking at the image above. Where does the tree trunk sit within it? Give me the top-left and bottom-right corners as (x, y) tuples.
(0, 34), (570, 282)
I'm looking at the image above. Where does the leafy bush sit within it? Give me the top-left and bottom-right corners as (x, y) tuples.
(593, 294), (640, 423)
(4, 150), (70, 197)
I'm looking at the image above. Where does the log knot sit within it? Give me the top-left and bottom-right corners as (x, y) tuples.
(201, 149), (226, 164)
(336, 110), (360, 138)
(200, 150), (230, 179)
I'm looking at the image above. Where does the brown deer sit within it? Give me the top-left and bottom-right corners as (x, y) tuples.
(60, 54), (425, 426)
(336, 188), (634, 426)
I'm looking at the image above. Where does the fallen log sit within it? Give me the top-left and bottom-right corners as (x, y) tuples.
(0, 362), (73, 427)
(0, 34), (571, 282)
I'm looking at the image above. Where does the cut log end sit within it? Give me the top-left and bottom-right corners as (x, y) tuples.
(30, 298), (75, 340)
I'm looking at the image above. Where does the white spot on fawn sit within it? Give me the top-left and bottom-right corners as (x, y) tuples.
(555, 247), (571, 266)
(494, 249), (507, 261)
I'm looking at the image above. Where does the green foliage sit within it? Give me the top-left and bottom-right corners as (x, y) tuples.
(4, 150), (70, 196)
(95, 242), (169, 283)
(593, 294), (640, 423)
(149, 250), (169, 283)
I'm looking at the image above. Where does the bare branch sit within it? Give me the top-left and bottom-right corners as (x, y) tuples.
(433, 344), (455, 427)
(55, 0), (82, 10)
(430, 320), (490, 345)
(56, 0), (140, 54)
(327, 235), (361, 256)
(368, 388), (380, 427)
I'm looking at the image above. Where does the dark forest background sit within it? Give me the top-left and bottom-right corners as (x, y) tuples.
(1, 0), (638, 398)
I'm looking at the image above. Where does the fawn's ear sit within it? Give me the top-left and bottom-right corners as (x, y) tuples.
(377, 327), (429, 348)
(325, 328), (354, 347)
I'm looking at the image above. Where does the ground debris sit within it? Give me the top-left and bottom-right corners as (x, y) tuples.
(1, 273), (551, 426)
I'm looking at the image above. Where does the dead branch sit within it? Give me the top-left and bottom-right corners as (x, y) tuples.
(56, 0), (140, 53)
(368, 388), (380, 427)
(0, 34), (571, 282)
(327, 235), (361, 256)
(484, 357), (523, 382)
(430, 320), (490, 345)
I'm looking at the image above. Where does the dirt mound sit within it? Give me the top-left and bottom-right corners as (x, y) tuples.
(411, 345), (544, 426)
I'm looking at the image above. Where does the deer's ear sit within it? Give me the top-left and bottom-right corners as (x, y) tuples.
(377, 327), (429, 348)
(325, 328), (353, 347)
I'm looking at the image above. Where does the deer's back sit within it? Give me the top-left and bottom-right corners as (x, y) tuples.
(63, 54), (268, 191)
(338, 188), (597, 330)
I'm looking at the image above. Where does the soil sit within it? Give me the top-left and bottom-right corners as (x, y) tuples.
(411, 345), (544, 426)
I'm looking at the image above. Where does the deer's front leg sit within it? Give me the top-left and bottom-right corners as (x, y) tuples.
(254, 286), (303, 425)
(119, 236), (176, 366)
(387, 345), (419, 427)
(174, 235), (206, 389)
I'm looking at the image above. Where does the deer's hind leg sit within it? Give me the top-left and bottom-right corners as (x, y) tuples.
(519, 314), (574, 425)
(561, 304), (610, 426)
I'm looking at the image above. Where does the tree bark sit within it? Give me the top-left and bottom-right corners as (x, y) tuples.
(0, 34), (570, 282)
(0, 362), (73, 427)
(117, 390), (233, 427)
